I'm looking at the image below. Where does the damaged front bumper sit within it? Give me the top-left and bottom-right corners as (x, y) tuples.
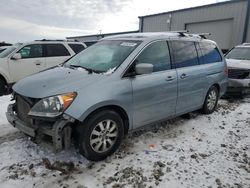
(6, 103), (75, 151)
(227, 78), (250, 95)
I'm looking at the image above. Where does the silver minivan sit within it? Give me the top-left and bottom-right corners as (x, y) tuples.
(6, 32), (228, 161)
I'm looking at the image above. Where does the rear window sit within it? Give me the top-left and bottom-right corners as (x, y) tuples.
(45, 44), (70, 57)
(170, 41), (199, 68)
(68, 44), (85, 54)
(199, 42), (222, 64)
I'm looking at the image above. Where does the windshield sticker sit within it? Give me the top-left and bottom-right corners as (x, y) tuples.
(120, 42), (137, 47)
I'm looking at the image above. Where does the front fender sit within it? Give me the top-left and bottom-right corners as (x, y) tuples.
(66, 100), (133, 129)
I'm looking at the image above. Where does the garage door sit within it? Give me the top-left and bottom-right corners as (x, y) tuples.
(186, 19), (233, 51)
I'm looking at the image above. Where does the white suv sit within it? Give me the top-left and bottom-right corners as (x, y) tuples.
(0, 40), (86, 95)
(225, 43), (250, 96)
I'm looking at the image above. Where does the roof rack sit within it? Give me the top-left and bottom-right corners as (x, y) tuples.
(34, 39), (79, 42)
(35, 39), (65, 42)
(167, 30), (188, 37)
(191, 33), (211, 39)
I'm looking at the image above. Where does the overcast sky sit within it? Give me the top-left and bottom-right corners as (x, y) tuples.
(0, 0), (226, 43)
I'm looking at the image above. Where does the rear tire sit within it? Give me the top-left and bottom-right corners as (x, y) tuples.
(77, 110), (124, 161)
(201, 86), (219, 114)
(0, 79), (6, 96)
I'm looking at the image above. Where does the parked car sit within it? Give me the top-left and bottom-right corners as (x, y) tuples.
(6, 32), (228, 161)
(225, 43), (250, 96)
(0, 40), (87, 95)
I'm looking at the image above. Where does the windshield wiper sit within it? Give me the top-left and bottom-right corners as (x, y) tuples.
(69, 64), (103, 74)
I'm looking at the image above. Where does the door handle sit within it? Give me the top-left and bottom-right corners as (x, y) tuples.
(165, 76), (175, 81)
(180, 73), (188, 79)
(35, 62), (41, 66)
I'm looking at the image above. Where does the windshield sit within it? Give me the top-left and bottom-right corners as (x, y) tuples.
(0, 48), (6, 53)
(64, 40), (141, 73)
(0, 46), (18, 58)
(225, 47), (250, 60)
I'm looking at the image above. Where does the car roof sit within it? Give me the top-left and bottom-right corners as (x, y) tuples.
(19, 40), (85, 46)
(102, 32), (215, 44)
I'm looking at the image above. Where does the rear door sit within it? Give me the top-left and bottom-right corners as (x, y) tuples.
(44, 43), (71, 70)
(130, 40), (177, 128)
(198, 42), (225, 96)
(170, 40), (207, 115)
(8, 44), (46, 82)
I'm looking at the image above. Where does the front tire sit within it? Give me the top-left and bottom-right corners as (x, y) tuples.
(77, 110), (124, 161)
(201, 86), (219, 114)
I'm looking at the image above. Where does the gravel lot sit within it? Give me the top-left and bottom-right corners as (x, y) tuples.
(0, 95), (249, 188)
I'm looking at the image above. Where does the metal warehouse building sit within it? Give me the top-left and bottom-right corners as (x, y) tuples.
(139, 0), (250, 52)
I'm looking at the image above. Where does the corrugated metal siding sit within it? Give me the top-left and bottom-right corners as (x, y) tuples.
(247, 11), (250, 42)
(186, 19), (233, 49)
(246, 5), (250, 42)
(142, 13), (172, 32)
(142, 0), (248, 49)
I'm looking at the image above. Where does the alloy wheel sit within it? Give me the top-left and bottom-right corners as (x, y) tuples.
(90, 119), (118, 153)
(207, 90), (217, 110)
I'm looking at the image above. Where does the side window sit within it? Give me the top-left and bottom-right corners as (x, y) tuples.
(136, 41), (171, 73)
(68, 44), (85, 54)
(199, 42), (222, 64)
(18, 44), (43, 59)
(170, 41), (199, 68)
(45, 44), (70, 57)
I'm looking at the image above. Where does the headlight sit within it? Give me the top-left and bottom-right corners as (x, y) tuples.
(28, 92), (76, 117)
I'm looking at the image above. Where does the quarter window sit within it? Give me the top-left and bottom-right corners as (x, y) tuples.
(68, 44), (85, 54)
(199, 42), (222, 64)
(46, 44), (70, 57)
(136, 41), (171, 73)
(18, 44), (43, 58)
(170, 41), (199, 68)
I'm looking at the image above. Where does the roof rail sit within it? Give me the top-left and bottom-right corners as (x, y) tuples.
(35, 39), (66, 42)
(170, 30), (188, 37)
(34, 39), (80, 42)
(66, 39), (79, 42)
(191, 33), (211, 39)
(242, 43), (250, 46)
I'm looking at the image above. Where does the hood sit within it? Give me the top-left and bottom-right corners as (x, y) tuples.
(13, 67), (106, 98)
(226, 58), (250, 70)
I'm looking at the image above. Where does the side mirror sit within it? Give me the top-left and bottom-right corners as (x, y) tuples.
(11, 53), (21, 60)
(135, 63), (153, 75)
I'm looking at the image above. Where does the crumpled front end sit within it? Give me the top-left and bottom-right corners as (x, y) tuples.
(227, 68), (250, 95)
(6, 93), (76, 151)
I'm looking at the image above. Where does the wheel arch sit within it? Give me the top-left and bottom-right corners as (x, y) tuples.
(80, 105), (130, 135)
(212, 83), (220, 93)
(0, 74), (7, 85)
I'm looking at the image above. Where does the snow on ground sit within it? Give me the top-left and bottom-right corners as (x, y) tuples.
(0, 95), (17, 137)
(0, 96), (249, 188)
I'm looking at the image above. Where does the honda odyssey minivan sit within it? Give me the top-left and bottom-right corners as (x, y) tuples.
(6, 32), (228, 161)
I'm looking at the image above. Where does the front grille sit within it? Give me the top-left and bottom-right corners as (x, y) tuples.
(16, 95), (33, 125)
(228, 69), (250, 79)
